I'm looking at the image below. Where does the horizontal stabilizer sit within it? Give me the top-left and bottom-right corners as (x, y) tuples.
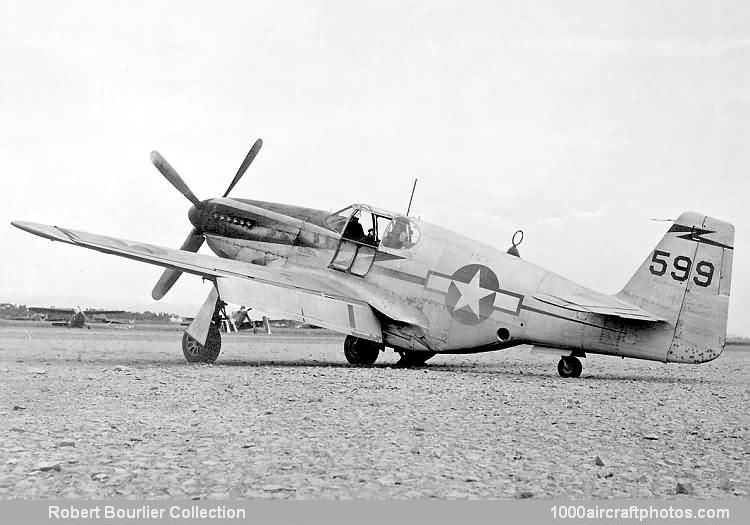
(534, 293), (665, 322)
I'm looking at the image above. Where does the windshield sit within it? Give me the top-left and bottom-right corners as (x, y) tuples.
(325, 206), (355, 234)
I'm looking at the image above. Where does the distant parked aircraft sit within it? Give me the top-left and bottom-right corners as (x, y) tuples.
(28, 307), (129, 328)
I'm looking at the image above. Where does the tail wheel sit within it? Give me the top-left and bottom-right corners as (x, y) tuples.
(343, 335), (381, 365)
(557, 356), (582, 378)
(182, 325), (222, 363)
(396, 351), (436, 367)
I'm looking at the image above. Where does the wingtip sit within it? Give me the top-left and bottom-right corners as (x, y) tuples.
(10, 220), (71, 243)
(11, 220), (36, 234)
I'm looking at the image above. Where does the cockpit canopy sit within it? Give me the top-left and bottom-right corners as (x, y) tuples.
(325, 204), (421, 250)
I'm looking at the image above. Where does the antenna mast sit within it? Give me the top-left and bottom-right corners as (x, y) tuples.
(406, 178), (418, 216)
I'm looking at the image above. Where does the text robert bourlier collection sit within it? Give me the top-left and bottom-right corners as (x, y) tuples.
(49, 504), (247, 520)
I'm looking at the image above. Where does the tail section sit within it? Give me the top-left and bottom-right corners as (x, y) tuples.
(618, 212), (734, 363)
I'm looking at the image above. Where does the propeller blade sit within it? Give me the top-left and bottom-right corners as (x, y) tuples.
(222, 138), (263, 198)
(150, 151), (202, 207)
(151, 228), (205, 300)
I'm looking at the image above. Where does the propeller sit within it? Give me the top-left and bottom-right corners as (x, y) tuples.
(150, 151), (201, 207)
(149, 139), (263, 300)
(223, 139), (262, 198)
(151, 228), (205, 300)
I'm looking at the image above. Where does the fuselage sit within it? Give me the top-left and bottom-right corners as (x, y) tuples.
(185, 197), (678, 362)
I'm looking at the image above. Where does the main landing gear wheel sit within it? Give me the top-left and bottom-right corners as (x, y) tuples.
(557, 356), (582, 378)
(182, 325), (222, 363)
(343, 335), (382, 366)
(396, 351), (436, 367)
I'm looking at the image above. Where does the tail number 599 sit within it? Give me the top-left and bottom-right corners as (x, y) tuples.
(649, 250), (714, 287)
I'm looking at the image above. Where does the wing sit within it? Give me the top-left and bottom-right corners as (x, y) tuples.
(12, 221), (400, 342)
(28, 307), (75, 315)
(533, 291), (664, 322)
(213, 275), (383, 341)
(84, 309), (125, 315)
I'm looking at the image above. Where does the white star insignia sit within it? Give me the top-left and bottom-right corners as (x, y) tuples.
(452, 268), (495, 317)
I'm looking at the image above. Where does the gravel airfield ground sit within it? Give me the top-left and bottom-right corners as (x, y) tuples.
(0, 321), (748, 500)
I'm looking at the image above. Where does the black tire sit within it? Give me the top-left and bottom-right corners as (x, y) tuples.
(558, 356), (582, 378)
(182, 325), (222, 363)
(396, 351), (436, 367)
(343, 335), (381, 365)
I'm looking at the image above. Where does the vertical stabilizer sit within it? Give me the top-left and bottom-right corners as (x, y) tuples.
(618, 212), (734, 363)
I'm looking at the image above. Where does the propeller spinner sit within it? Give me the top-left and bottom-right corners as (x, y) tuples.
(150, 138), (263, 300)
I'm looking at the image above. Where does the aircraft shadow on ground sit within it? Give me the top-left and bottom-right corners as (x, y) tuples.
(12, 355), (716, 384)
(204, 359), (720, 384)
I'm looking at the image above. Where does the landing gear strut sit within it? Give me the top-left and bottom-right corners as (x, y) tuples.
(557, 355), (583, 378)
(182, 294), (224, 363)
(343, 335), (382, 365)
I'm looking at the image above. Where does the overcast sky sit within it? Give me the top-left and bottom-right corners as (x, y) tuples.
(2, 1), (749, 333)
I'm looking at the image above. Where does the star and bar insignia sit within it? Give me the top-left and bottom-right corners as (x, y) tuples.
(425, 264), (522, 325)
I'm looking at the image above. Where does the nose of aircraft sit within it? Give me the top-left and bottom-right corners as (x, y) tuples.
(188, 203), (203, 229)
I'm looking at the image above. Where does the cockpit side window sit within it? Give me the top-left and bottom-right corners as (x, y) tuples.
(342, 210), (365, 241)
